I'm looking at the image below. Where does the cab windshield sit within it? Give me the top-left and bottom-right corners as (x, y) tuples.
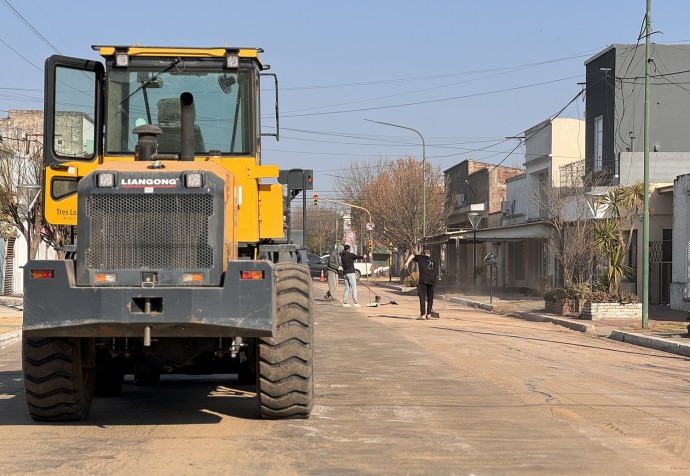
(105, 59), (254, 156)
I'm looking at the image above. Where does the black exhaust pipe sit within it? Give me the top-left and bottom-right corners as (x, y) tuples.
(180, 92), (195, 161)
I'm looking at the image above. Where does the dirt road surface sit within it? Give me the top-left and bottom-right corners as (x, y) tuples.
(0, 279), (689, 475)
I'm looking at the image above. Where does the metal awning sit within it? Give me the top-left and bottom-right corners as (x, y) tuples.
(419, 232), (457, 245)
(420, 221), (552, 244)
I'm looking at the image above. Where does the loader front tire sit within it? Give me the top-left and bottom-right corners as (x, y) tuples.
(22, 337), (96, 421)
(257, 262), (314, 418)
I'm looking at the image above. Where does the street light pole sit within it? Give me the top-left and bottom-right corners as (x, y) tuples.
(365, 119), (427, 237)
(17, 183), (42, 265)
(467, 212), (482, 293)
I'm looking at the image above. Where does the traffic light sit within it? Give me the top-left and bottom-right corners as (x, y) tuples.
(388, 241), (393, 252)
(312, 194), (318, 206)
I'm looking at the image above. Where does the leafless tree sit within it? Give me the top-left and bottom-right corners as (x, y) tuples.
(336, 156), (450, 262)
(0, 135), (44, 259)
(332, 159), (382, 249)
(292, 205), (339, 255)
(530, 170), (599, 287)
(0, 117), (73, 261)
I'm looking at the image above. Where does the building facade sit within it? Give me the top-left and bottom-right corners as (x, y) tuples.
(585, 44), (690, 306)
(0, 110), (45, 295)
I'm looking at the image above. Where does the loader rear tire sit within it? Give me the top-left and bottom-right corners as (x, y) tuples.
(257, 262), (314, 419)
(22, 337), (96, 421)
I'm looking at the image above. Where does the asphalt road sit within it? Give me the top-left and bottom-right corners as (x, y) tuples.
(0, 280), (689, 475)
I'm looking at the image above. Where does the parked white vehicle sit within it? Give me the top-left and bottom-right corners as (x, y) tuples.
(320, 254), (372, 281)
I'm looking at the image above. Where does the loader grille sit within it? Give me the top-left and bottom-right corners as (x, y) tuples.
(86, 193), (214, 270)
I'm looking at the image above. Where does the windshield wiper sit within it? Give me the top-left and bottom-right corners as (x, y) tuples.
(119, 57), (182, 106)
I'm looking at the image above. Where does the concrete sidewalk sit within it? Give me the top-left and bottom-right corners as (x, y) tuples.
(0, 296), (23, 345)
(372, 281), (690, 358)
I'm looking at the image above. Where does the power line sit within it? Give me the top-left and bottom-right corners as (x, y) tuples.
(279, 55), (595, 116)
(279, 48), (603, 92)
(1, 0), (62, 54)
(280, 75), (582, 118)
(0, 36), (43, 72)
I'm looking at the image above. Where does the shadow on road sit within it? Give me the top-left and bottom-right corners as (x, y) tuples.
(0, 372), (263, 426)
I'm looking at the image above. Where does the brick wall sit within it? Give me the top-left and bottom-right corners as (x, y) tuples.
(0, 110), (44, 155)
(580, 302), (642, 320)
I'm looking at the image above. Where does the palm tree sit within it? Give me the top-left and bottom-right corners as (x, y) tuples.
(595, 183), (646, 296)
(593, 219), (628, 294)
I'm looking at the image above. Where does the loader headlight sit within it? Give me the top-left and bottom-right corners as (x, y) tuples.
(226, 54), (239, 68)
(115, 51), (129, 67)
(185, 173), (203, 188)
(97, 172), (115, 188)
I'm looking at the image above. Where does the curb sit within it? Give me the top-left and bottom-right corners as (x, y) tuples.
(609, 331), (690, 357)
(510, 311), (595, 333)
(437, 294), (690, 357)
(449, 296), (495, 312)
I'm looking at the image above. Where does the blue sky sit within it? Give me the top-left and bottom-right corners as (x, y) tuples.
(2, 1), (689, 197)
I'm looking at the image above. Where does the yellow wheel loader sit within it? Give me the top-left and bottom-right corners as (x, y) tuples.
(22, 45), (314, 421)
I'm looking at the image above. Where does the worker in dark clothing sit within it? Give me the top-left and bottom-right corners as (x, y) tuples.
(324, 245), (342, 301)
(340, 244), (364, 307)
(405, 249), (437, 320)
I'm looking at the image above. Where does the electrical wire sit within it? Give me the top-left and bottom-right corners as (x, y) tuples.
(0, 0), (62, 54)
(280, 75), (582, 118)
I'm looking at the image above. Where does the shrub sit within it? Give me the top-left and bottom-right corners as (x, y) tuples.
(617, 292), (640, 304)
(567, 282), (591, 300)
(586, 290), (639, 303)
(543, 282), (590, 302)
(588, 290), (618, 303)
(543, 287), (568, 302)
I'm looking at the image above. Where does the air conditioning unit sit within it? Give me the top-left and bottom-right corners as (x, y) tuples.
(456, 193), (466, 207)
(501, 200), (514, 216)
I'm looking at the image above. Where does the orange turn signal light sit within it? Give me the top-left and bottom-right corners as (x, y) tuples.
(30, 269), (54, 279)
(95, 273), (116, 283)
(182, 273), (204, 283)
(240, 270), (264, 280)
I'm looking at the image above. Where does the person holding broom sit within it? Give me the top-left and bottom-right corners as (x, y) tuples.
(341, 244), (364, 307)
(405, 249), (438, 320)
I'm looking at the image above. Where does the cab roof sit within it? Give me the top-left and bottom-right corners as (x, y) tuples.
(92, 45), (266, 69)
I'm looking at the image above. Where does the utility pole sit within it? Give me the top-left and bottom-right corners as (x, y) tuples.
(642, 0), (651, 328)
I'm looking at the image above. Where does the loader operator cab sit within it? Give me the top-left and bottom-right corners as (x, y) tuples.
(103, 53), (254, 156)
(45, 47), (266, 164)
(42, 46), (281, 229)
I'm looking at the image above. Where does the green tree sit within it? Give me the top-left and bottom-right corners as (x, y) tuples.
(594, 183), (646, 295)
